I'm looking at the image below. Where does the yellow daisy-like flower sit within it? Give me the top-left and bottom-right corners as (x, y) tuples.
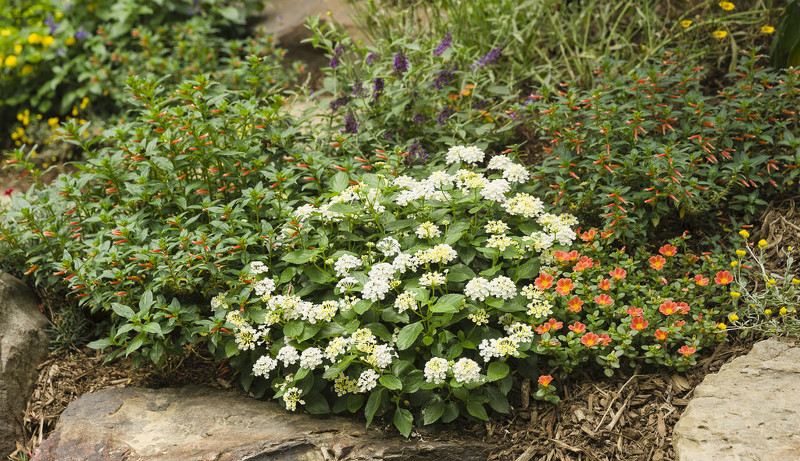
(0, 29), (11, 37)
(729, 313), (739, 322)
(4, 55), (17, 67)
(758, 239), (767, 248)
(735, 249), (746, 257)
(21, 64), (33, 75)
(713, 30), (728, 39)
(681, 20), (693, 28)
(739, 230), (750, 238)
(28, 33), (42, 45)
(14, 44), (22, 54)
(719, 1), (735, 10)
(42, 35), (54, 47)
(730, 261), (738, 267)
(717, 323), (727, 330)
(730, 291), (741, 298)
(780, 307), (788, 315)
(761, 26), (775, 34)
(765, 309), (772, 315)
(65, 36), (76, 46)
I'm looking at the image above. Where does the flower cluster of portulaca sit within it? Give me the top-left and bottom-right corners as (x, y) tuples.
(212, 146), (582, 411)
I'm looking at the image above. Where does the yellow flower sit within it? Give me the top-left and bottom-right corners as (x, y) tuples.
(761, 26), (775, 34)
(713, 30), (728, 39)
(765, 309), (772, 315)
(681, 20), (693, 28)
(28, 33), (42, 45)
(21, 64), (33, 75)
(1, 29), (10, 36)
(729, 313), (739, 322)
(719, 1), (735, 10)
(4, 55), (18, 67)
(730, 291), (741, 298)
(780, 307), (788, 315)
(14, 44), (22, 54)
(758, 239), (768, 248)
(736, 249), (746, 257)
(717, 323), (727, 330)
(731, 261), (738, 267)
(42, 35), (54, 47)
(65, 36), (76, 46)
(739, 230), (750, 238)
(792, 278), (800, 285)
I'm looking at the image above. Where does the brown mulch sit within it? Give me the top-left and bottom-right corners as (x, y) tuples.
(752, 194), (800, 273)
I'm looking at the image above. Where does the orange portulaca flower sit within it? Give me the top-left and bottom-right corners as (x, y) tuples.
(566, 296), (584, 312)
(678, 345), (696, 357)
(598, 278), (611, 291)
(555, 278), (574, 295)
(649, 255), (666, 270)
(659, 244), (677, 257)
(625, 306), (643, 316)
(581, 332), (601, 347)
(568, 322), (586, 333)
(609, 267), (627, 280)
(659, 300), (679, 315)
(714, 270), (733, 285)
(630, 316), (648, 330)
(580, 228), (597, 241)
(694, 274), (709, 286)
(594, 293), (614, 306)
(538, 375), (553, 386)
(535, 272), (555, 290)
(654, 329), (669, 340)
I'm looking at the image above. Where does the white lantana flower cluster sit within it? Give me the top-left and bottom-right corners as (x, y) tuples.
(445, 145), (486, 164)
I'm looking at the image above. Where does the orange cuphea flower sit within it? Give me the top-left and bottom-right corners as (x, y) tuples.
(598, 278), (611, 291)
(594, 293), (614, 306)
(609, 267), (627, 280)
(694, 274), (709, 286)
(630, 316), (649, 330)
(567, 296), (584, 312)
(659, 244), (677, 257)
(678, 345), (696, 357)
(654, 329), (669, 340)
(659, 300), (679, 315)
(568, 322), (586, 334)
(538, 375), (553, 386)
(580, 228), (597, 241)
(714, 270), (733, 285)
(649, 255), (667, 270)
(555, 277), (574, 295)
(535, 272), (555, 290)
(625, 306), (643, 316)
(581, 332), (600, 347)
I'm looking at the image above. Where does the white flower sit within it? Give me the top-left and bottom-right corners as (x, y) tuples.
(250, 261), (270, 275)
(210, 294), (227, 310)
(299, 347), (324, 370)
(334, 254), (363, 277)
(464, 277), (492, 301)
(446, 145), (485, 165)
(416, 221), (442, 239)
(392, 253), (418, 274)
(368, 262), (395, 281)
(480, 178), (510, 202)
(526, 298), (553, 318)
(394, 291), (417, 313)
(253, 278), (276, 297)
(523, 231), (555, 252)
(376, 237), (401, 257)
(336, 276), (360, 292)
(325, 337), (351, 361)
(424, 171), (454, 189)
(454, 169), (488, 191)
(506, 322), (534, 343)
(468, 308), (490, 325)
(276, 345), (300, 367)
(226, 311), (247, 329)
(478, 337), (520, 361)
(502, 193), (544, 218)
(487, 154), (514, 170)
(282, 387), (305, 411)
(484, 220), (509, 235)
(362, 278), (391, 302)
(489, 276), (516, 299)
(357, 369), (380, 393)
(253, 355), (278, 377)
(452, 358), (481, 383)
(293, 203), (316, 221)
(367, 344), (395, 369)
(311, 300), (338, 323)
(419, 271), (447, 287)
(424, 357), (450, 384)
(487, 234), (515, 251)
(352, 328), (377, 353)
(502, 163), (529, 183)
(414, 244), (457, 265)
(235, 325), (258, 351)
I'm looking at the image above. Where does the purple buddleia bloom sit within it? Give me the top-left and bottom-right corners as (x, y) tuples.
(45, 15), (58, 34)
(330, 96), (351, 111)
(393, 51), (408, 76)
(412, 112), (430, 124)
(330, 44), (344, 68)
(352, 81), (365, 97)
(430, 65), (456, 90)
(407, 139), (428, 164)
(366, 52), (378, 66)
(75, 28), (89, 40)
(472, 47), (502, 70)
(342, 113), (358, 133)
(434, 32), (452, 56)
(372, 78), (385, 102)
(56, 48), (66, 56)
(437, 106), (454, 126)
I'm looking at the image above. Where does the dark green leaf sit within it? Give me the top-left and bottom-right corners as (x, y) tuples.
(467, 401), (489, 421)
(396, 322), (423, 350)
(423, 399), (446, 425)
(487, 362), (509, 381)
(379, 374), (403, 390)
(394, 407), (413, 437)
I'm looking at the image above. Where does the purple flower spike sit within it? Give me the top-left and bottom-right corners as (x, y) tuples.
(342, 113), (358, 133)
(434, 32), (452, 56)
(472, 47), (502, 70)
(393, 51), (408, 76)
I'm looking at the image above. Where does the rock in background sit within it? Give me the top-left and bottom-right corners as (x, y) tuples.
(33, 386), (494, 461)
(673, 338), (800, 460)
(0, 273), (49, 457)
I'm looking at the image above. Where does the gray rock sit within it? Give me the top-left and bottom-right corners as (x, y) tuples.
(0, 273), (49, 457)
(33, 386), (493, 461)
(673, 338), (800, 461)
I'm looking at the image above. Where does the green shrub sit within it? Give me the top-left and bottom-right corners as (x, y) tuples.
(516, 50), (800, 242)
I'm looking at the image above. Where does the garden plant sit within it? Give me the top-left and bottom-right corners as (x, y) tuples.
(0, 0), (799, 441)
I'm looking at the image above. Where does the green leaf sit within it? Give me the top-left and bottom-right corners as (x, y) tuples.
(126, 332), (146, 356)
(442, 402), (459, 423)
(394, 407), (413, 437)
(284, 320), (304, 338)
(354, 300), (372, 315)
(139, 290), (154, 312)
(303, 392), (330, 414)
(86, 338), (113, 350)
(331, 171), (349, 192)
(365, 388), (384, 427)
(323, 356), (354, 379)
(423, 399), (446, 425)
(486, 387), (511, 414)
(304, 266), (333, 283)
(466, 401), (489, 421)
(282, 249), (321, 264)
(379, 375), (403, 390)
(347, 394), (364, 413)
(142, 322), (163, 336)
(112, 303), (135, 320)
(225, 339), (239, 358)
(487, 362), (510, 381)
(396, 322), (423, 350)
(326, 203), (361, 214)
(431, 294), (465, 314)
(444, 221), (470, 245)
(447, 264), (476, 282)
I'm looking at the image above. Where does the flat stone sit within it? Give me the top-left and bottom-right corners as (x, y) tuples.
(673, 338), (800, 461)
(33, 386), (493, 461)
(0, 273), (49, 457)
